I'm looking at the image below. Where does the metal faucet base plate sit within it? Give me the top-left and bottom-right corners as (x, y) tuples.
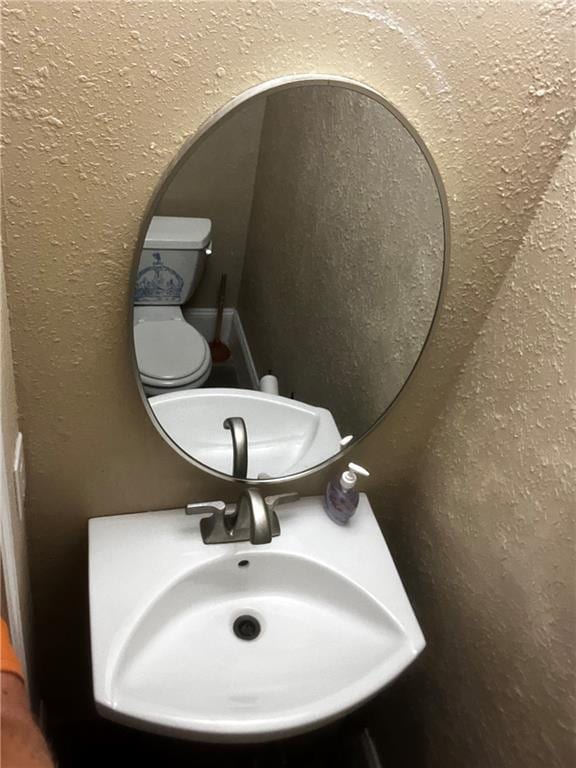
(200, 511), (281, 545)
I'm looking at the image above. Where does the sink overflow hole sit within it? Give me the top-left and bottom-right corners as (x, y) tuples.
(238, 560), (250, 568)
(233, 615), (261, 641)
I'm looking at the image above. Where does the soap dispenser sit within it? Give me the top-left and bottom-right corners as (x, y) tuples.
(324, 463), (370, 525)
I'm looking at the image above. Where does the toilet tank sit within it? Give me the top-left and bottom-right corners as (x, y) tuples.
(134, 216), (212, 306)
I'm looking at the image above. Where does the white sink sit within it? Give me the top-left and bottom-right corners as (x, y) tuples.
(89, 495), (425, 743)
(148, 388), (342, 479)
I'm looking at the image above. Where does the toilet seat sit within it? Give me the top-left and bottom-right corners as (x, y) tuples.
(134, 316), (212, 389)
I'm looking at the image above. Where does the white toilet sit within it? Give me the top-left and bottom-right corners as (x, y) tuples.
(134, 216), (213, 396)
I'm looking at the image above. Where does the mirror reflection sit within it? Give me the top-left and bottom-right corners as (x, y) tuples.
(132, 80), (446, 480)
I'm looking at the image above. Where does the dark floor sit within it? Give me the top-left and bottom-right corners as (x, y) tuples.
(50, 715), (371, 768)
(205, 361), (241, 389)
(45, 666), (431, 766)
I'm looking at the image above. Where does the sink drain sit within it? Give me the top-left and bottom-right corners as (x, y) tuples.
(233, 615), (261, 641)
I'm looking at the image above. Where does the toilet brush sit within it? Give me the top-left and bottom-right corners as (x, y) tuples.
(209, 273), (231, 363)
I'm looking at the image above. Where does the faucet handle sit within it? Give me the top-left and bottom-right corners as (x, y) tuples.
(185, 501), (226, 516)
(185, 500), (229, 545)
(264, 493), (299, 514)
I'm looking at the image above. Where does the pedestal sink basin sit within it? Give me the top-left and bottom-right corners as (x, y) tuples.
(148, 388), (342, 478)
(89, 495), (425, 743)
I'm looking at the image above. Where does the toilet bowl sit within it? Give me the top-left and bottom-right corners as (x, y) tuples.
(133, 216), (213, 395)
(134, 306), (212, 396)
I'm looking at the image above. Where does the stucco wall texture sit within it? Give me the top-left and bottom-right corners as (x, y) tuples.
(378, 135), (575, 768)
(239, 85), (443, 437)
(1, 0), (574, 761)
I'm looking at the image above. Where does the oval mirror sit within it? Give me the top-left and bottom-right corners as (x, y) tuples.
(131, 76), (448, 482)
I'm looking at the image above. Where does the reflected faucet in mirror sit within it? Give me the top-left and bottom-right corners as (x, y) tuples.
(223, 417), (248, 479)
(132, 77), (448, 481)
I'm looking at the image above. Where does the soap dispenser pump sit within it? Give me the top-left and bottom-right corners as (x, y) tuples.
(323, 463), (370, 525)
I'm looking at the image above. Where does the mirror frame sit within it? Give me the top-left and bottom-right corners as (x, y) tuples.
(129, 74), (451, 485)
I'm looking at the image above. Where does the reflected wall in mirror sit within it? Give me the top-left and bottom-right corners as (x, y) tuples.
(132, 78), (447, 481)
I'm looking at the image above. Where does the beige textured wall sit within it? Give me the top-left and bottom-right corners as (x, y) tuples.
(1, 0), (574, 746)
(371, 137), (575, 767)
(156, 97), (266, 308)
(239, 85), (443, 436)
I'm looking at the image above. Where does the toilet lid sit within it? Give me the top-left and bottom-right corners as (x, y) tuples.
(134, 319), (209, 382)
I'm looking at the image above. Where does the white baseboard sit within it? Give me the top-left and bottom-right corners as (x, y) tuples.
(183, 307), (235, 344)
(185, 307), (259, 390)
(231, 311), (259, 390)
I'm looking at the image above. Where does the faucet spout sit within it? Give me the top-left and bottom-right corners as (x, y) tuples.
(223, 417), (248, 479)
(230, 489), (271, 545)
(186, 491), (298, 545)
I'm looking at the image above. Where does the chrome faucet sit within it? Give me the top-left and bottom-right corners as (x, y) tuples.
(223, 417), (248, 479)
(186, 490), (298, 545)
